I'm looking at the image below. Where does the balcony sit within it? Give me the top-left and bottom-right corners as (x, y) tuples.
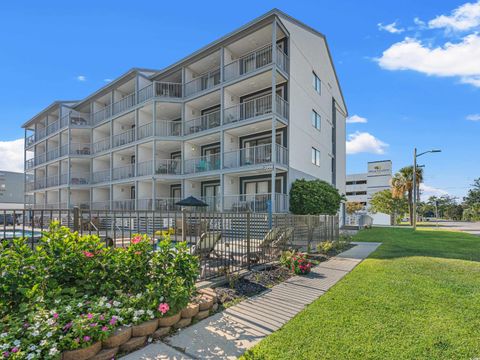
(155, 159), (181, 175)
(70, 143), (91, 156)
(46, 175), (59, 188)
(68, 111), (91, 127)
(91, 201), (110, 210)
(184, 68), (221, 97)
(153, 198), (181, 211)
(113, 129), (135, 148)
(25, 181), (35, 192)
(46, 120), (60, 136)
(137, 82), (183, 103)
(223, 144), (288, 170)
(223, 193), (289, 213)
(60, 173), (69, 185)
(184, 154), (221, 174)
(137, 160), (153, 177)
(70, 172), (90, 185)
(46, 147), (59, 162)
(34, 177), (46, 190)
(113, 93), (136, 116)
(93, 137), (111, 154)
(224, 94), (289, 125)
(112, 164), (135, 181)
(26, 134), (35, 147)
(92, 169), (111, 184)
(184, 110), (221, 136)
(112, 199), (135, 211)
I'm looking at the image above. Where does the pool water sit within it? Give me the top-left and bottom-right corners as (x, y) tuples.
(1, 231), (43, 239)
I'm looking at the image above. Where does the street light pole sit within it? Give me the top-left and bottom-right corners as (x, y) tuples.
(413, 148), (417, 230)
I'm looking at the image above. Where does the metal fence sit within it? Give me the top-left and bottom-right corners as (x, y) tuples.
(0, 208), (339, 281)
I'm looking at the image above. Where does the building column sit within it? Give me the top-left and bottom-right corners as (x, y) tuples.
(270, 19), (278, 213)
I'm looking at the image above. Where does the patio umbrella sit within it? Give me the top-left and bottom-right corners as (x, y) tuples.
(175, 196), (208, 207)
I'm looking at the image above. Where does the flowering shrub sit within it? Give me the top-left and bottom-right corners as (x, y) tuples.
(290, 254), (313, 275)
(0, 223), (199, 358)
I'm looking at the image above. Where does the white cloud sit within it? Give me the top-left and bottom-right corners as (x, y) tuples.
(413, 17), (426, 27)
(420, 183), (449, 200)
(76, 75), (86, 82)
(377, 34), (480, 86)
(346, 132), (388, 155)
(104, 78), (112, 83)
(346, 114), (368, 124)
(378, 21), (405, 34)
(467, 113), (480, 121)
(428, 0), (480, 31)
(0, 138), (24, 172)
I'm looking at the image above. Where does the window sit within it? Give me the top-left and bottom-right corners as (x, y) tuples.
(311, 110), (321, 130)
(313, 72), (321, 94)
(311, 148), (320, 166)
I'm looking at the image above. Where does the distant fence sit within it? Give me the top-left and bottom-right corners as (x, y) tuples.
(0, 208), (339, 281)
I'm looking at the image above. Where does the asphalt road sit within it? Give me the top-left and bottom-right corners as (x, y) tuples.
(433, 220), (480, 236)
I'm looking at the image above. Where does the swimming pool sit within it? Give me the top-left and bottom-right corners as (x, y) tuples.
(1, 230), (43, 240)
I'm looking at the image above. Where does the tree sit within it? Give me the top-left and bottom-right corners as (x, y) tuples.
(289, 179), (344, 215)
(346, 201), (364, 214)
(391, 166), (423, 225)
(369, 189), (408, 225)
(463, 203), (480, 222)
(463, 178), (480, 207)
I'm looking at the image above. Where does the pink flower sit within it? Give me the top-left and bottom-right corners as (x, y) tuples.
(102, 326), (108, 331)
(63, 322), (73, 331)
(83, 251), (94, 258)
(89, 322), (97, 327)
(83, 336), (91, 342)
(53, 313), (59, 319)
(3, 351), (9, 358)
(158, 302), (170, 315)
(99, 315), (105, 321)
(87, 313), (93, 319)
(131, 235), (142, 244)
(11, 348), (18, 354)
(109, 316), (117, 325)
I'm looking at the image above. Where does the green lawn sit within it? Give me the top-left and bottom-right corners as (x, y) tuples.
(242, 227), (480, 360)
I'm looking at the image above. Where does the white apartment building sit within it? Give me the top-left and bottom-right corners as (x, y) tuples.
(346, 160), (392, 224)
(23, 9), (347, 213)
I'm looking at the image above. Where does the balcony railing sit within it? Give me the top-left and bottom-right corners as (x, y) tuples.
(276, 46), (289, 74)
(137, 160), (153, 177)
(155, 159), (181, 175)
(70, 143), (91, 156)
(25, 158), (35, 170)
(200, 196), (221, 212)
(138, 122), (153, 140)
(223, 94), (288, 125)
(112, 164), (135, 181)
(184, 154), (221, 174)
(112, 199), (135, 211)
(26, 134), (35, 147)
(91, 201), (110, 210)
(184, 68), (221, 97)
(92, 106), (112, 126)
(69, 111), (91, 126)
(92, 169), (111, 184)
(154, 82), (182, 98)
(223, 143), (288, 169)
(153, 198), (181, 212)
(113, 128), (135, 148)
(156, 120), (182, 137)
(223, 193), (289, 213)
(34, 177), (46, 190)
(184, 110), (221, 135)
(113, 93), (136, 116)
(46, 175), (59, 188)
(60, 173), (69, 185)
(70, 172), (90, 185)
(45, 202), (67, 210)
(224, 44), (273, 82)
(46, 120), (60, 136)
(93, 137), (111, 154)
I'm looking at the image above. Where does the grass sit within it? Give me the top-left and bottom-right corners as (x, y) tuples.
(242, 227), (480, 360)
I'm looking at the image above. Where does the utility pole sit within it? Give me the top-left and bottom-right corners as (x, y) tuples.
(413, 148), (417, 230)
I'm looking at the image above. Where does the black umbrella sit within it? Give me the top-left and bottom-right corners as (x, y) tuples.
(175, 196), (208, 207)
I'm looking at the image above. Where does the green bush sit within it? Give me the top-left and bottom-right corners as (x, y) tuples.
(317, 241), (334, 254)
(0, 222), (199, 358)
(289, 179), (344, 215)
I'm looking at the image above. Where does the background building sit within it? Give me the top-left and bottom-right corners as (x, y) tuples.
(0, 171), (24, 209)
(346, 160), (392, 225)
(22, 9), (347, 213)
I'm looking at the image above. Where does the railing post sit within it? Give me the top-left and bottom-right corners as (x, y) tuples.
(181, 208), (187, 242)
(246, 211), (251, 269)
(73, 206), (80, 233)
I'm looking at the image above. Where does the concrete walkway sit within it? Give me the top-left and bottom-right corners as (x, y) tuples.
(122, 242), (381, 360)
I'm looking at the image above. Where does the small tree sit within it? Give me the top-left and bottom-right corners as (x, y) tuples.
(369, 189), (408, 225)
(289, 179), (343, 215)
(346, 201), (364, 214)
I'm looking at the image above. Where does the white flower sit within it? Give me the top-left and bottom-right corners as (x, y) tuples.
(32, 330), (40, 337)
(13, 340), (20, 346)
(77, 303), (83, 308)
(46, 332), (52, 338)
(105, 303), (112, 309)
(49, 347), (58, 356)
(29, 345), (37, 351)
(100, 296), (108, 302)
(133, 316), (139, 322)
(40, 340), (47, 346)
(46, 319), (55, 326)
(0, 344), (9, 350)
(113, 301), (121, 307)
(27, 354), (36, 360)
(0, 333), (7, 338)
(54, 299), (61, 304)
(65, 305), (72, 311)
(136, 293), (142, 299)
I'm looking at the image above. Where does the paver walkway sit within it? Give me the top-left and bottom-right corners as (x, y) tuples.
(122, 242), (381, 360)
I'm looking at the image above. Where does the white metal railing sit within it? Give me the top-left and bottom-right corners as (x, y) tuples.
(224, 44), (273, 82)
(155, 120), (182, 137)
(92, 105), (112, 125)
(137, 84), (154, 103)
(223, 143), (273, 169)
(184, 154), (221, 174)
(154, 82), (182, 98)
(46, 175), (59, 188)
(70, 143), (91, 155)
(60, 173), (69, 185)
(46, 120), (59, 136)
(200, 196), (221, 212)
(223, 193), (289, 213)
(26, 134), (35, 147)
(35, 152), (46, 166)
(137, 122), (153, 140)
(45, 202), (67, 210)
(60, 144), (68, 157)
(25, 181), (35, 192)
(25, 158), (35, 170)
(93, 137), (111, 154)
(112, 164), (135, 180)
(91, 201), (110, 210)
(34, 177), (46, 190)
(46, 147), (59, 162)
(184, 68), (221, 97)
(153, 198), (181, 212)
(155, 159), (181, 175)
(223, 94), (288, 124)
(113, 92), (136, 115)
(276, 46), (289, 74)
(276, 95), (289, 120)
(70, 172), (90, 185)
(92, 169), (110, 184)
(185, 110), (221, 135)
(137, 160), (153, 177)
(36, 127), (46, 141)
(112, 199), (135, 211)
(69, 111), (91, 126)
(113, 128), (135, 148)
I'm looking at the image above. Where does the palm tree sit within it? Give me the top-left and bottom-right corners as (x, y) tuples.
(391, 166), (423, 225)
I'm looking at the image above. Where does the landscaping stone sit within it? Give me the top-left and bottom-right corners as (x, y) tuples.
(197, 295), (214, 311)
(181, 302), (199, 318)
(212, 303), (219, 312)
(158, 312), (181, 327)
(173, 317), (192, 329)
(152, 326), (171, 339)
(62, 341), (101, 360)
(194, 309), (210, 321)
(198, 288), (218, 303)
(90, 346), (119, 360)
(131, 319), (158, 337)
(102, 326), (132, 348)
(119, 336), (147, 353)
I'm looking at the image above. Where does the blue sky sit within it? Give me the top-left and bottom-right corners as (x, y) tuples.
(0, 0), (478, 199)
